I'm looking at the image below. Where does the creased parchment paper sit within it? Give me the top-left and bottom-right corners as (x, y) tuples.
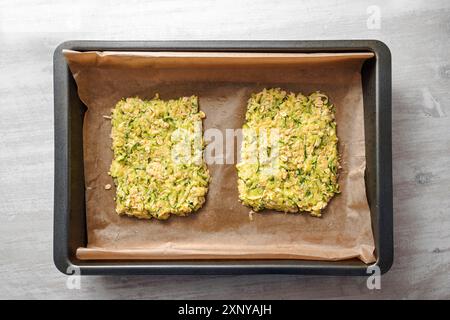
(64, 50), (376, 263)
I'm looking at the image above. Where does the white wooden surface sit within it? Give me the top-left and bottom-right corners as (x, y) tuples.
(0, 0), (449, 299)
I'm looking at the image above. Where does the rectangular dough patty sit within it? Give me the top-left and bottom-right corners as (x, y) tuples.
(236, 88), (339, 217)
(109, 95), (210, 220)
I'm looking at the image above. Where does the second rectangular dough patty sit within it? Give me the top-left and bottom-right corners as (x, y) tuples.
(236, 88), (340, 216)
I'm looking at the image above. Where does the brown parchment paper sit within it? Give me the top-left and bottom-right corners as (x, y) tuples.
(64, 50), (376, 263)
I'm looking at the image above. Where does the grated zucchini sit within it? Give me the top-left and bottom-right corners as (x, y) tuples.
(109, 95), (210, 220)
(236, 88), (340, 217)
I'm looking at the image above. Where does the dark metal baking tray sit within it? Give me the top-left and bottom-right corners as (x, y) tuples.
(53, 40), (392, 275)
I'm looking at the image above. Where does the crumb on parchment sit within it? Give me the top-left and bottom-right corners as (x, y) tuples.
(249, 210), (255, 221)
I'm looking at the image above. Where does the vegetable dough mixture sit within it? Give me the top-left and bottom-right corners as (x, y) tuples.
(236, 88), (340, 216)
(109, 95), (210, 220)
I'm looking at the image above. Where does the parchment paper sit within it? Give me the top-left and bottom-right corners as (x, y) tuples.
(64, 50), (376, 263)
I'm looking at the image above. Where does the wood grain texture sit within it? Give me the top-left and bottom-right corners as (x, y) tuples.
(0, 0), (449, 299)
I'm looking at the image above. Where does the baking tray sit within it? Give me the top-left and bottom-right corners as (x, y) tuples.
(53, 40), (392, 275)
